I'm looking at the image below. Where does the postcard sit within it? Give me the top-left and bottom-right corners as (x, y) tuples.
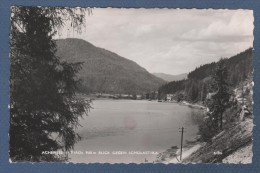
(8, 6), (254, 164)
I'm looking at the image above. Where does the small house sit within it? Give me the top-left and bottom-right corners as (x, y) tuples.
(136, 95), (142, 100)
(166, 94), (174, 101)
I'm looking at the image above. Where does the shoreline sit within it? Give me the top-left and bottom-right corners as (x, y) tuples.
(155, 100), (206, 163)
(155, 135), (205, 163)
(178, 100), (206, 110)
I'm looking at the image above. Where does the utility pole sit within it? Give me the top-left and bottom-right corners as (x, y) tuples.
(179, 127), (185, 161)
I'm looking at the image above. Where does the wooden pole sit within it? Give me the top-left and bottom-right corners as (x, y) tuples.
(179, 127), (184, 161)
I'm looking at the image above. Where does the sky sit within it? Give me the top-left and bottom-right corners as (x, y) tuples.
(58, 8), (254, 75)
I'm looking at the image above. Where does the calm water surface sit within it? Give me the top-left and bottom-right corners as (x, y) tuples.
(69, 100), (204, 163)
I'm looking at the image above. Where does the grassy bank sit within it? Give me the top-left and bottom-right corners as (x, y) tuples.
(183, 118), (253, 163)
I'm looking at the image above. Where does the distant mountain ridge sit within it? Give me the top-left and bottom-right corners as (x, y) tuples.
(153, 73), (187, 82)
(55, 38), (165, 94)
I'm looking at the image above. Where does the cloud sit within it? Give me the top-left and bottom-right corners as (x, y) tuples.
(59, 8), (253, 75)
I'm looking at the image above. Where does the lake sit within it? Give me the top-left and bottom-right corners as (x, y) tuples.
(69, 100), (204, 163)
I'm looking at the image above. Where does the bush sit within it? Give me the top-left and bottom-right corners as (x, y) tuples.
(198, 114), (218, 142)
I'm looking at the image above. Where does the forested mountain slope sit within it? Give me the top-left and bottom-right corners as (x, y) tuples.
(158, 48), (253, 102)
(56, 38), (165, 94)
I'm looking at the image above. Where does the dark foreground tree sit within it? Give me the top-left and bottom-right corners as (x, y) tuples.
(10, 6), (91, 161)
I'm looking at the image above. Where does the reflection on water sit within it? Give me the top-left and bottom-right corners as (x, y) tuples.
(69, 100), (204, 163)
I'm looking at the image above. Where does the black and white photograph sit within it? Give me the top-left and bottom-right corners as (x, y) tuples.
(9, 7), (254, 164)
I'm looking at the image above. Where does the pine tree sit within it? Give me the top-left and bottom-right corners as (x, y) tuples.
(10, 6), (91, 161)
(207, 59), (231, 131)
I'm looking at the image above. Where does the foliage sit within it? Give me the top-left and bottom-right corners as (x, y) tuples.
(158, 48), (252, 103)
(198, 115), (217, 142)
(10, 6), (91, 161)
(188, 62), (216, 80)
(206, 59), (231, 131)
(199, 59), (232, 141)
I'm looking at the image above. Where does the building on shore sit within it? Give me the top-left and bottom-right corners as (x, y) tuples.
(136, 95), (142, 100)
(166, 94), (174, 101)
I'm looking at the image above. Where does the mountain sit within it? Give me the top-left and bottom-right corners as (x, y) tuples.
(153, 73), (187, 82)
(55, 38), (165, 94)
